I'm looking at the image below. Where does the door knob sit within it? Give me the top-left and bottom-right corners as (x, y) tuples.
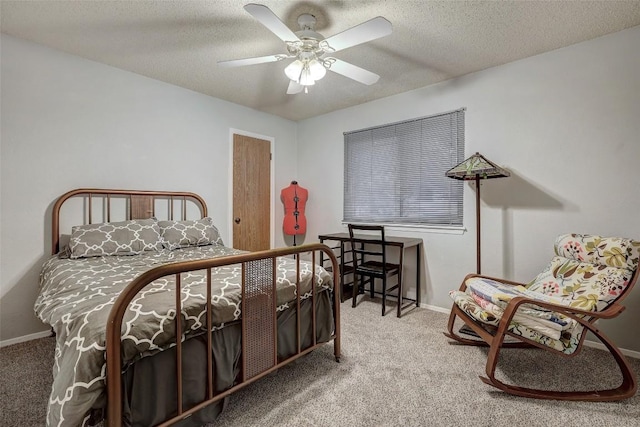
(234, 217), (241, 224)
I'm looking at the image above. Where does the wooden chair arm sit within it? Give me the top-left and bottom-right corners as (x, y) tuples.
(498, 296), (626, 331)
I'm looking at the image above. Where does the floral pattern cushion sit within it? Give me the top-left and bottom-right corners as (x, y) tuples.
(527, 234), (639, 312)
(554, 233), (640, 272)
(464, 277), (573, 340)
(526, 256), (632, 312)
(450, 290), (572, 353)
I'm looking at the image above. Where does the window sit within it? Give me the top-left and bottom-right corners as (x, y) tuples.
(343, 108), (465, 227)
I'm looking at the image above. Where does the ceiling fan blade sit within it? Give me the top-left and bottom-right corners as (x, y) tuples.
(328, 58), (380, 85)
(244, 3), (301, 43)
(323, 17), (392, 53)
(287, 80), (304, 95)
(218, 54), (285, 68)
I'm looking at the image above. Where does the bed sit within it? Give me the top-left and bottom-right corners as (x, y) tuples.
(35, 188), (341, 427)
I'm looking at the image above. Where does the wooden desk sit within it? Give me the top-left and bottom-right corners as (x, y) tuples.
(318, 232), (422, 317)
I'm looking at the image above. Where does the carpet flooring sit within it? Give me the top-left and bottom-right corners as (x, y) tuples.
(2, 299), (639, 426)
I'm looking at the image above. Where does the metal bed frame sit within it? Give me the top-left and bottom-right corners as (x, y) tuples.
(50, 188), (341, 427)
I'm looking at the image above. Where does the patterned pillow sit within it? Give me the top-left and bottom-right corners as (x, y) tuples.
(158, 217), (223, 250)
(554, 233), (640, 271)
(69, 218), (163, 259)
(526, 255), (632, 312)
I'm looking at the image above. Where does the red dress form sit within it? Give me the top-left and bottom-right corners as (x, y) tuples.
(281, 181), (308, 240)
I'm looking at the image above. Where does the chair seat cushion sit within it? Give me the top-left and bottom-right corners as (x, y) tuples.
(450, 291), (580, 354)
(449, 276), (587, 354)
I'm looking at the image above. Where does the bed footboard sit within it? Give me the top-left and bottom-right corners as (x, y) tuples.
(105, 244), (340, 427)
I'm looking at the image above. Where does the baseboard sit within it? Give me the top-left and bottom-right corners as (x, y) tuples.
(421, 304), (450, 314)
(422, 305), (640, 360)
(0, 330), (51, 348)
(583, 340), (640, 359)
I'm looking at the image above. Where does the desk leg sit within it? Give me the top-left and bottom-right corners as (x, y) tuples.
(397, 243), (420, 317)
(339, 241), (346, 303)
(416, 244), (420, 308)
(397, 246), (404, 318)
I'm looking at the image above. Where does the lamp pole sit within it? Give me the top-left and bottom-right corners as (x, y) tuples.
(475, 174), (481, 274)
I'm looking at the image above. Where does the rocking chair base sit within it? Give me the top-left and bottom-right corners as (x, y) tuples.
(444, 306), (637, 402)
(479, 374), (637, 402)
(444, 330), (534, 349)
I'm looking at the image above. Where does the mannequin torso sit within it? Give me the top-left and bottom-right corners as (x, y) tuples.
(281, 181), (308, 235)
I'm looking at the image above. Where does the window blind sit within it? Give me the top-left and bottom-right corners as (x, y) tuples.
(343, 109), (465, 226)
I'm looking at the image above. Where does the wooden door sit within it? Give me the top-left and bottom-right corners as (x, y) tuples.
(232, 134), (271, 251)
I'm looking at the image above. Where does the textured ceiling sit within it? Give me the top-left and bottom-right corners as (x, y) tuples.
(2, 1), (640, 121)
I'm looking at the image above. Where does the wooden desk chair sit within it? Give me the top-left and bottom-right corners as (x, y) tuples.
(348, 224), (401, 316)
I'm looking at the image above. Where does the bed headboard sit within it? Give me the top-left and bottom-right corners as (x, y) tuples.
(52, 188), (208, 255)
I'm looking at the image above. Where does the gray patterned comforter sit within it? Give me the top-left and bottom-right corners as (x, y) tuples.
(34, 244), (332, 427)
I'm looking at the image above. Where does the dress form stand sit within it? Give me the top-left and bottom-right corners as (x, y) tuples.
(293, 188), (299, 246)
(281, 181), (308, 246)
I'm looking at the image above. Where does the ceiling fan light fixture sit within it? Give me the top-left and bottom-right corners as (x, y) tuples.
(299, 67), (316, 86)
(285, 57), (324, 86)
(284, 60), (304, 81)
(308, 59), (327, 80)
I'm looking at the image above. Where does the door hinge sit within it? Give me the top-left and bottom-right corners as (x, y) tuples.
(270, 153), (272, 160)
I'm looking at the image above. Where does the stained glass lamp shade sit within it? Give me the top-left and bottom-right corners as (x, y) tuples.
(446, 152), (510, 273)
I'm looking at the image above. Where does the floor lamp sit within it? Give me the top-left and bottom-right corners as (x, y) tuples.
(446, 152), (510, 274)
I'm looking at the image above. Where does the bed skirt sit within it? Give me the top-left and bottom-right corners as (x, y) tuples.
(93, 290), (335, 427)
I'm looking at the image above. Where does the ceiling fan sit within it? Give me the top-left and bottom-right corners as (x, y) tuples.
(218, 3), (392, 94)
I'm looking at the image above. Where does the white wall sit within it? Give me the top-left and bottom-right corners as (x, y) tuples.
(3, 26), (640, 352)
(298, 26), (640, 352)
(0, 35), (298, 342)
